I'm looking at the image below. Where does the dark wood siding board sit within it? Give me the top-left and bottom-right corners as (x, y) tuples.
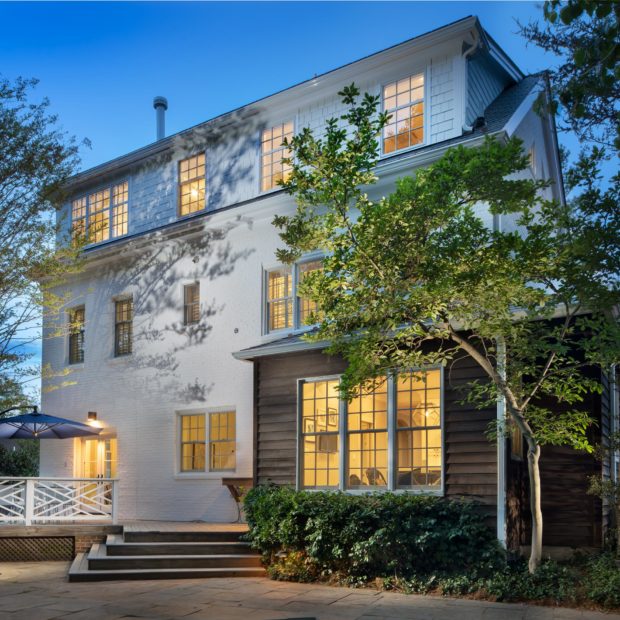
(255, 348), (499, 523)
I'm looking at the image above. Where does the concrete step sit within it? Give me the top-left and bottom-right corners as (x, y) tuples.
(87, 543), (262, 570)
(123, 529), (245, 543)
(69, 552), (266, 582)
(105, 534), (253, 556)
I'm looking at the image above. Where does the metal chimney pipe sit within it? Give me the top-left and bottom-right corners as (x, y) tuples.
(153, 96), (168, 140)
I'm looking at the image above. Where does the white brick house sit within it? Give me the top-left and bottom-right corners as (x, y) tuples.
(40, 16), (565, 530)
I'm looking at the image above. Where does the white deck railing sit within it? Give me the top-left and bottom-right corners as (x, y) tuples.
(0, 477), (118, 525)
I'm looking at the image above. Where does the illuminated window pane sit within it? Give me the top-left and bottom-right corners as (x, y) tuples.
(347, 379), (388, 489)
(396, 369), (442, 488)
(180, 414), (206, 471)
(267, 268), (293, 331)
(179, 155), (206, 215)
(114, 298), (133, 357)
(111, 182), (128, 238)
(382, 72), (424, 154)
(301, 379), (340, 489)
(261, 121), (293, 191)
(68, 306), (85, 364)
(209, 411), (235, 471)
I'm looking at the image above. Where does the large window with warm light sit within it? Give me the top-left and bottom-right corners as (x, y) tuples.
(264, 259), (322, 334)
(299, 369), (442, 492)
(179, 154), (206, 216)
(382, 72), (424, 155)
(261, 121), (293, 192)
(71, 181), (129, 244)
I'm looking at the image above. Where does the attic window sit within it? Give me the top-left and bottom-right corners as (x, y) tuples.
(179, 154), (206, 216)
(382, 72), (425, 154)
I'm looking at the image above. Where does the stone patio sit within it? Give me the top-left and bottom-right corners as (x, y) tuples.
(0, 562), (618, 620)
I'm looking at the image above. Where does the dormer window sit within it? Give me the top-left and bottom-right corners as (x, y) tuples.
(261, 122), (293, 192)
(382, 72), (424, 154)
(179, 154), (206, 216)
(71, 181), (129, 244)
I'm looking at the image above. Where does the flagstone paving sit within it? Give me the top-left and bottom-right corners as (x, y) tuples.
(0, 562), (618, 620)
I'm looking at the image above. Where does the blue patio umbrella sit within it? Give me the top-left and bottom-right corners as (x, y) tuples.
(0, 406), (101, 439)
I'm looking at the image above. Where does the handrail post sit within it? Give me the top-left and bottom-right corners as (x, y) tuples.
(24, 479), (35, 526)
(111, 480), (118, 525)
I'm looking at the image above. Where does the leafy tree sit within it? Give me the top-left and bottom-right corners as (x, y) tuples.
(520, 0), (619, 149)
(0, 76), (83, 401)
(588, 431), (620, 552)
(0, 440), (39, 477)
(274, 85), (620, 571)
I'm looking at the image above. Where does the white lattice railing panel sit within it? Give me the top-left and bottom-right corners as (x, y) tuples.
(0, 478), (118, 525)
(0, 479), (26, 521)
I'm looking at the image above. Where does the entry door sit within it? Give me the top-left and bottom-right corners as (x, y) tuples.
(82, 438), (117, 478)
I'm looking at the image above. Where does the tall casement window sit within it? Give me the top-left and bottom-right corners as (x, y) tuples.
(178, 411), (236, 473)
(71, 181), (129, 244)
(301, 379), (340, 488)
(183, 283), (200, 325)
(209, 411), (236, 471)
(68, 306), (85, 364)
(265, 260), (322, 333)
(382, 72), (424, 154)
(180, 414), (206, 472)
(114, 298), (133, 357)
(261, 121), (293, 192)
(178, 154), (206, 216)
(299, 368), (443, 492)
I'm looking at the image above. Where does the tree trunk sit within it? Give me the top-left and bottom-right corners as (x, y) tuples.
(527, 440), (543, 572)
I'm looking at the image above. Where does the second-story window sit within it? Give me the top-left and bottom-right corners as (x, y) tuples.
(265, 260), (323, 334)
(184, 283), (200, 325)
(68, 306), (85, 364)
(382, 72), (424, 155)
(71, 181), (129, 244)
(179, 154), (206, 216)
(114, 298), (133, 357)
(261, 121), (293, 192)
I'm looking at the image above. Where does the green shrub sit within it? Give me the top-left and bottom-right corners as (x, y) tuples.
(484, 559), (577, 604)
(583, 553), (620, 608)
(243, 485), (504, 582)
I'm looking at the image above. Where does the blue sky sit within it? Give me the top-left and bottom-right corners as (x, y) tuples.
(0, 1), (559, 172)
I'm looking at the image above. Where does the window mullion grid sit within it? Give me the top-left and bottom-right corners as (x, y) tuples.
(338, 388), (347, 491)
(387, 374), (396, 491)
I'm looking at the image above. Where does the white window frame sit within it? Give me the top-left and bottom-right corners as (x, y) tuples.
(71, 180), (130, 245)
(296, 367), (444, 495)
(175, 408), (237, 479)
(263, 256), (323, 336)
(380, 67), (429, 158)
(259, 120), (294, 194)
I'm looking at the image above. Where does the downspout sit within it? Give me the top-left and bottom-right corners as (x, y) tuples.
(496, 336), (508, 546)
(461, 30), (481, 133)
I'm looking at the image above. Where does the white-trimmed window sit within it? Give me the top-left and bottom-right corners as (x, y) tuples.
(114, 298), (133, 357)
(71, 181), (129, 244)
(179, 154), (206, 216)
(299, 369), (443, 492)
(183, 283), (200, 325)
(180, 414), (206, 472)
(261, 121), (293, 192)
(68, 306), (85, 365)
(209, 411), (236, 471)
(382, 72), (424, 155)
(178, 411), (236, 473)
(264, 260), (322, 334)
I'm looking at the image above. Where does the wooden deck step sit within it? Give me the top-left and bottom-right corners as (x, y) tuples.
(87, 543), (262, 570)
(69, 552), (266, 582)
(105, 534), (253, 556)
(122, 529), (245, 543)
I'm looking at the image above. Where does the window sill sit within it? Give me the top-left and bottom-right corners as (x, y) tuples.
(379, 141), (427, 160)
